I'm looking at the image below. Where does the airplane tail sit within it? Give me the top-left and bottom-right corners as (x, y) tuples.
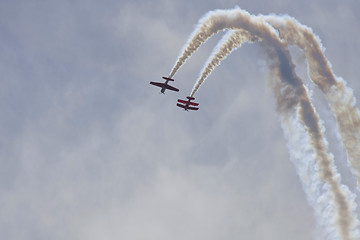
(162, 77), (174, 81)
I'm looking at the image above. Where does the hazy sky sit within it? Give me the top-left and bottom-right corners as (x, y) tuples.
(1, 0), (360, 239)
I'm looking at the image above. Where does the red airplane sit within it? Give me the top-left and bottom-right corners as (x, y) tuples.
(177, 96), (199, 111)
(150, 77), (179, 94)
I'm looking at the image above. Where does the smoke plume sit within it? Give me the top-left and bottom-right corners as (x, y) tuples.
(169, 7), (360, 240)
(168, 11), (233, 78)
(264, 15), (360, 189)
(189, 29), (257, 97)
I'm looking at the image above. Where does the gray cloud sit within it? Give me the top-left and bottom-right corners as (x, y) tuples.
(0, 0), (359, 239)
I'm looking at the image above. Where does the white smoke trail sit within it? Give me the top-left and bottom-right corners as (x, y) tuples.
(269, 62), (359, 240)
(283, 115), (337, 240)
(170, 7), (359, 240)
(168, 8), (282, 78)
(264, 15), (360, 189)
(168, 10), (233, 78)
(189, 29), (258, 97)
(272, 77), (339, 239)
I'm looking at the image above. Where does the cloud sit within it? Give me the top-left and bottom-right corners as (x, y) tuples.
(0, 0), (359, 240)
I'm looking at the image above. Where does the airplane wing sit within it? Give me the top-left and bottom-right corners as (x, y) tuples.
(150, 82), (165, 88)
(178, 99), (199, 106)
(177, 103), (186, 109)
(166, 85), (179, 92)
(176, 104), (199, 111)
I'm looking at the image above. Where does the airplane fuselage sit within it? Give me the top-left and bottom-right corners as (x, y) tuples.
(160, 79), (170, 93)
(181, 101), (193, 111)
(183, 97), (194, 108)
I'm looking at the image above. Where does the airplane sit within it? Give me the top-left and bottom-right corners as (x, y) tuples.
(150, 77), (179, 94)
(177, 96), (199, 111)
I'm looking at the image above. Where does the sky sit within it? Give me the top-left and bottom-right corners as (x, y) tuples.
(1, 0), (360, 239)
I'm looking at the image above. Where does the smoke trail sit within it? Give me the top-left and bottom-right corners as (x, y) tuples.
(172, 7), (359, 239)
(192, 26), (350, 238)
(268, 56), (359, 239)
(264, 16), (360, 190)
(168, 11), (233, 78)
(168, 8), (272, 78)
(189, 29), (257, 97)
(266, 40), (357, 240)
(269, 70), (340, 239)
